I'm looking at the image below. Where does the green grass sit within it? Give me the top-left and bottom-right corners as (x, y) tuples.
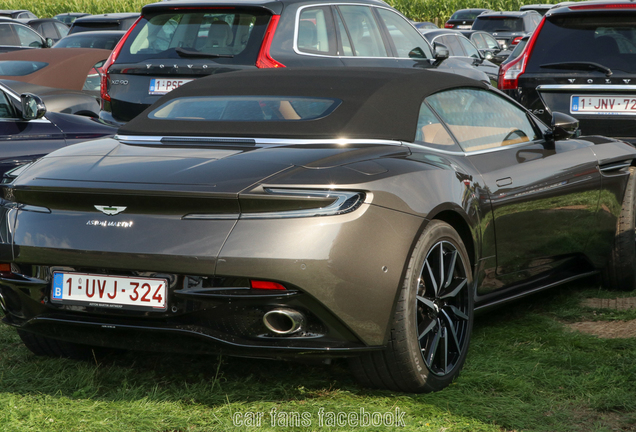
(1, 278), (635, 431)
(0, 0), (577, 26)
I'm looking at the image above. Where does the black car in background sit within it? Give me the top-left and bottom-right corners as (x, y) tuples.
(54, 13), (91, 26)
(472, 10), (541, 49)
(0, 81), (115, 177)
(18, 18), (69, 43)
(0, 10), (36, 20)
(99, 0), (490, 125)
(460, 29), (511, 65)
(68, 13), (140, 34)
(519, 4), (553, 16)
(54, 30), (125, 50)
(444, 8), (491, 29)
(0, 19), (51, 53)
(420, 29), (499, 85)
(499, 1), (636, 142)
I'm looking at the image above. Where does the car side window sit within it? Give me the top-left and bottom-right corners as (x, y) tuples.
(415, 102), (460, 151)
(14, 25), (42, 47)
(437, 35), (463, 56)
(458, 36), (480, 58)
(0, 24), (19, 46)
(55, 22), (69, 38)
(482, 33), (500, 50)
(426, 88), (539, 153)
(334, 8), (353, 56)
(471, 33), (487, 50)
(376, 8), (432, 59)
(298, 6), (336, 55)
(337, 6), (387, 57)
(0, 90), (16, 119)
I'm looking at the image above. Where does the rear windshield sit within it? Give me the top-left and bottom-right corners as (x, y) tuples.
(55, 33), (123, 49)
(148, 96), (341, 121)
(0, 61), (47, 76)
(116, 10), (270, 64)
(472, 17), (524, 32)
(451, 11), (484, 20)
(526, 15), (636, 74)
(71, 23), (123, 33)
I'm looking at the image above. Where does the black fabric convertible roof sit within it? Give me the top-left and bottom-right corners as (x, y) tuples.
(118, 68), (488, 142)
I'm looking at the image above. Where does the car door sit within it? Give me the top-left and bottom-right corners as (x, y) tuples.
(424, 87), (601, 288)
(0, 88), (66, 175)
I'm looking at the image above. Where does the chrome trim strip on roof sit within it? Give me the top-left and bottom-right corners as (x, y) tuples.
(115, 135), (404, 146)
(537, 84), (636, 91)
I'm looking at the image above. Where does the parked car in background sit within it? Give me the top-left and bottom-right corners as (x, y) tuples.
(420, 29), (499, 85)
(460, 29), (511, 64)
(500, 1), (636, 142)
(0, 48), (113, 115)
(54, 13), (91, 26)
(0, 82), (115, 177)
(99, 0), (489, 125)
(54, 30), (125, 50)
(413, 21), (437, 30)
(3, 67), (636, 395)
(68, 13), (140, 34)
(17, 18), (69, 43)
(0, 10), (36, 20)
(471, 10), (541, 49)
(0, 19), (51, 53)
(444, 9), (491, 29)
(498, 34), (529, 68)
(519, 4), (553, 15)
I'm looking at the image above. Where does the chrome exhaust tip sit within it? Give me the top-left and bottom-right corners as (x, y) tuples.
(263, 308), (305, 335)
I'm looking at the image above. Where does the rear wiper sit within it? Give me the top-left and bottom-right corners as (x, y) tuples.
(540, 61), (612, 77)
(175, 47), (234, 58)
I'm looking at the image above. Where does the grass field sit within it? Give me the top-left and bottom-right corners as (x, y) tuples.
(0, 0), (567, 27)
(1, 278), (635, 431)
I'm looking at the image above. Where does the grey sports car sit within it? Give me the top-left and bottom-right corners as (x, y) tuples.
(1, 68), (635, 393)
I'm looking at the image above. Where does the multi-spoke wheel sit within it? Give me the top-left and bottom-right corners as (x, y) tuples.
(350, 220), (474, 392)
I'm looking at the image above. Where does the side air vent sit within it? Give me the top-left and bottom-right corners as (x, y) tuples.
(599, 160), (632, 175)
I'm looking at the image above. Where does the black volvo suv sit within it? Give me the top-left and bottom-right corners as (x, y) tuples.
(98, 0), (490, 125)
(499, 1), (636, 142)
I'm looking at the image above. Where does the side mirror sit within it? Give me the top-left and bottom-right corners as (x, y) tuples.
(551, 112), (579, 140)
(432, 42), (449, 65)
(21, 93), (46, 120)
(45, 38), (54, 48)
(483, 50), (494, 60)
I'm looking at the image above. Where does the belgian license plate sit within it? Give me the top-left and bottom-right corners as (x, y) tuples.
(496, 39), (506, 46)
(149, 78), (193, 95)
(457, 25), (471, 29)
(571, 95), (636, 115)
(51, 272), (167, 311)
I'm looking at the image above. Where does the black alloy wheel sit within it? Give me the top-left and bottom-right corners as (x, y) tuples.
(350, 220), (474, 392)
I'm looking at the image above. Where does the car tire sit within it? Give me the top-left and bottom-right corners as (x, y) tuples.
(349, 220), (474, 393)
(17, 329), (96, 360)
(603, 166), (636, 291)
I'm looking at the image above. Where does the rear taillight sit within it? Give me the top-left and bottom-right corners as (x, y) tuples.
(256, 15), (285, 68)
(100, 16), (142, 106)
(498, 17), (545, 91)
(444, 23), (454, 28)
(511, 36), (523, 45)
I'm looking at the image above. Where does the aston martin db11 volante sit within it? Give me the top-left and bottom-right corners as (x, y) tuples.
(1, 68), (636, 393)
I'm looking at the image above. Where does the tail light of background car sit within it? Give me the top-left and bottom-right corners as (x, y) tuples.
(498, 17), (545, 90)
(510, 36), (524, 45)
(256, 15), (285, 68)
(444, 23), (455, 28)
(100, 16), (142, 108)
